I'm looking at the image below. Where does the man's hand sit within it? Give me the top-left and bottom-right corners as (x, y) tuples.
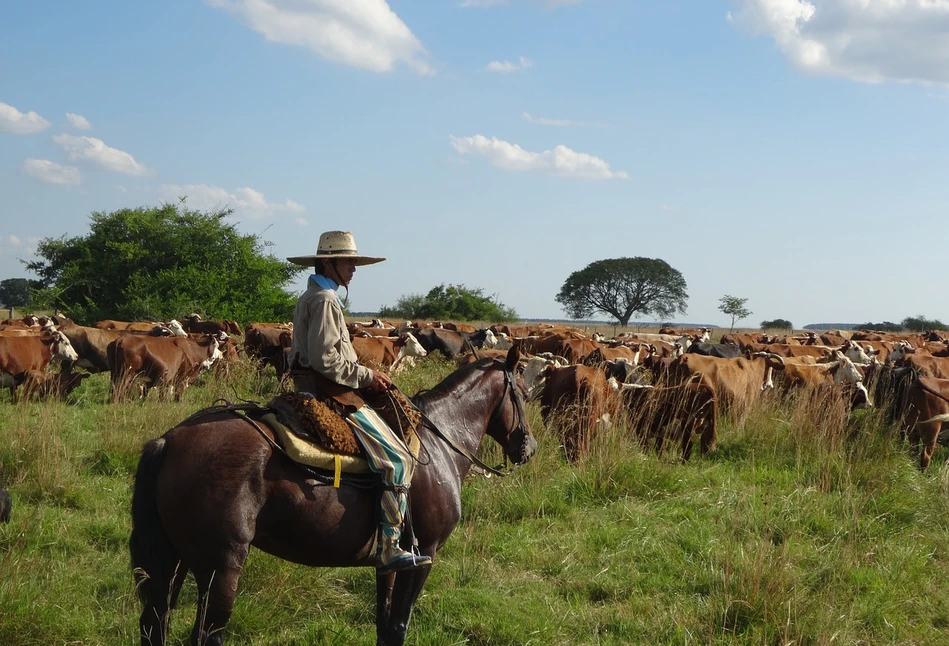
(368, 369), (393, 393)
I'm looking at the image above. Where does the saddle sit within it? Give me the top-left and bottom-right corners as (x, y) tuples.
(258, 390), (422, 481)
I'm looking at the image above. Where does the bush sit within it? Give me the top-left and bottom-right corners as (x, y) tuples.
(380, 284), (517, 322)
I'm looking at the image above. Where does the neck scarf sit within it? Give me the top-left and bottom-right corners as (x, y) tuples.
(311, 274), (341, 305)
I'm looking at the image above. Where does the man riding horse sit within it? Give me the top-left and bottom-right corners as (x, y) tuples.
(287, 230), (432, 572)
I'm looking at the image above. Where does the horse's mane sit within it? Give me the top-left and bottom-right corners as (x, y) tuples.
(411, 357), (501, 409)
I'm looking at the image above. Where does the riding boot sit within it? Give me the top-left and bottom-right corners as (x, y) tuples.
(377, 488), (432, 572)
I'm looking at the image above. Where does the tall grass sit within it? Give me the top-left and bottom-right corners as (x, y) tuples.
(2, 355), (949, 645)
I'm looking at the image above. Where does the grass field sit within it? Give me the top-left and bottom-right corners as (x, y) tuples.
(2, 350), (949, 645)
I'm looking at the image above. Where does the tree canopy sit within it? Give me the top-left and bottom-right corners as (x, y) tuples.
(25, 204), (304, 325)
(555, 257), (688, 327)
(901, 315), (947, 332)
(0, 278), (35, 309)
(761, 318), (793, 332)
(718, 295), (752, 332)
(379, 284), (517, 322)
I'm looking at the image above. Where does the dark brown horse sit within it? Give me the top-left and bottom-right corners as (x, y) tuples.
(130, 347), (536, 646)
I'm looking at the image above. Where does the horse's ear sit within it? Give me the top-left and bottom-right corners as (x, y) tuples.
(505, 345), (519, 372)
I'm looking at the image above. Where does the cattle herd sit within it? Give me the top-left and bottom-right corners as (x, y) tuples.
(3, 313), (949, 471)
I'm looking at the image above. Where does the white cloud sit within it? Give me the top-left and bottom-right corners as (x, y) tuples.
(0, 235), (40, 258)
(65, 112), (92, 130)
(207, 0), (433, 75)
(523, 112), (572, 126)
(0, 102), (51, 135)
(449, 134), (627, 179)
(22, 159), (82, 186)
(486, 56), (533, 73)
(728, 0), (949, 85)
(161, 184), (307, 219)
(296, 217), (309, 226)
(52, 134), (151, 176)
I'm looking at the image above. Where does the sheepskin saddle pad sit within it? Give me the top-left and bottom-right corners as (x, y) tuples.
(262, 391), (421, 472)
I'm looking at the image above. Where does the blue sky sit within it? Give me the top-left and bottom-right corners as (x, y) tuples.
(2, 0), (948, 328)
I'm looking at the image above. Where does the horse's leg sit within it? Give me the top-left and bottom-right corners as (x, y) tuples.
(375, 571), (396, 646)
(381, 566), (433, 646)
(189, 545), (249, 646)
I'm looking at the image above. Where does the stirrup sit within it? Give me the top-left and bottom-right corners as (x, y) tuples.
(377, 549), (432, 573)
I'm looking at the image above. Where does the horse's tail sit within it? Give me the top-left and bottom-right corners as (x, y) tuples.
(130, 437), (181, 619)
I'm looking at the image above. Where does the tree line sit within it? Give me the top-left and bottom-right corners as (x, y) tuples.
(5, 205), (945, 331)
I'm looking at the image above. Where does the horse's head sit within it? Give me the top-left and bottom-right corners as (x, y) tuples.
(488, 346), (537, 465)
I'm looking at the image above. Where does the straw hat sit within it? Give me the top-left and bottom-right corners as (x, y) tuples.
(286, 231), (385, 266)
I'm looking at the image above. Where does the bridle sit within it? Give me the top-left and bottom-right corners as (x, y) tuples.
(490, 365), (530, 450)
(405, 360), (528, 478)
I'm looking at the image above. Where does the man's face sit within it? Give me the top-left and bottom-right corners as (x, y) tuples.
(330, 258), (357, 286)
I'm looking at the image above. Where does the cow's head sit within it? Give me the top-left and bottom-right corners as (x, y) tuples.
(842, 340), (872, 365)
(49, 330), (79, 363)
(482, 329), (499, 349)
(830, 353), (872, 409)
(199, 334), (225, 369)
(522, 356), (556, 400)
(399, 332), (427, 359)
(166, 320), (188, 337)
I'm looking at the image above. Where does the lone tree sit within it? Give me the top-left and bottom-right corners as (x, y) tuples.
(380, 284), (517, 322)
(719, 295), (752, 333)
(25, 204), (305, 325)
(555, 257), (688, 327)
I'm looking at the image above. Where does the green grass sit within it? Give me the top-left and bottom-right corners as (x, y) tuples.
(2, 355), (949, 645)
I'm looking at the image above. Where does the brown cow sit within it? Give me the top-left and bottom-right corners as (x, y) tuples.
(244, 324), (294, 378)
(895, 354), (949, 379)
(0, 332), (79, 401)
(351, 332), (427, 372)
(776, 353), (870, 410)
(540, 364), (619, 462)
(516, 335), (598, 364)
(182, 314), (231, 336)
(59, 323), (174, 373)
(720, 333), (774, 349)
(108, 333), (223, 401)
(902, 376), (949, 470)
(744, 343), (837, 360)
(667, 352), (785, 422)
(620, 378), (717, 460)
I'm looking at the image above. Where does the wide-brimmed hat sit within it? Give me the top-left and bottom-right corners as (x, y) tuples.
(287, 231), (385, 267)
